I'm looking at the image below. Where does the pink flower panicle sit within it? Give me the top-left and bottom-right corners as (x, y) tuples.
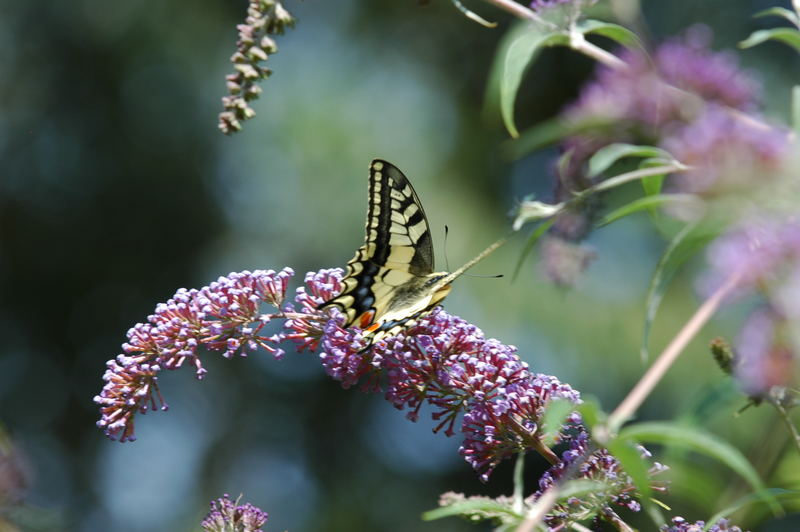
(201, 494), (268, 532)
(293, 268), (582, 481)
(95, 268), (294, 442)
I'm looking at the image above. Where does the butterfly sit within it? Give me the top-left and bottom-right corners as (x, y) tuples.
(319, 159), (505, 347)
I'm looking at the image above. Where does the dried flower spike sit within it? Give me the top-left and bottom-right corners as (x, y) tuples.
(219, 0), (295, 134)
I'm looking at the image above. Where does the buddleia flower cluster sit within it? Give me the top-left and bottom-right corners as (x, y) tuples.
(94, 268), (294, 442)
(219, 0), (295, 134)
(95, 267), (658, 524)
(201, 494), (268, 532)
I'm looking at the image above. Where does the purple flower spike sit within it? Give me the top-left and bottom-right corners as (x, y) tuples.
(661, 517), (745, 532)
(95, 268), (294, 441)
(201, 494), (268, 532)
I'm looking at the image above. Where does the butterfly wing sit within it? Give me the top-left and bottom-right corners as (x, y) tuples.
(320, 159), (436, 329)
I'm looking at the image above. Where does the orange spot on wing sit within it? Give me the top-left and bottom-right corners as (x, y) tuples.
(358, 310), (376, 329)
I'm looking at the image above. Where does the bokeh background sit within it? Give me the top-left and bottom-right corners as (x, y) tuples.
(1, 0), (799, 530)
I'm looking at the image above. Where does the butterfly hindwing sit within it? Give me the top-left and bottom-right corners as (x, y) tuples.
(320, 159), (437, 330)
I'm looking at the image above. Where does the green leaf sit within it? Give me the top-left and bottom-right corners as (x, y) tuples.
(541, 398), (576, 447)
(607, 438), (652, 502)
(576, 397), (604, 432)
(739, 28), (800, 53)
(511, 218), (555, 282)
(578, 20), (644, 48)
(705, 488), (798, 528)
(619, 421), (778, 512)
(559, 479), (607, 499)
(639, 157), (669, 197)
(641, 221), (721, 361)
(793, 85), (800, 134)
(596, 194), (696, 227)
(754, 7), (800, 26)
(499, 25), (566, 138)
(588, 143), (670, 178)
(504, 115), (611, 159)
(422, 499), (518, 521)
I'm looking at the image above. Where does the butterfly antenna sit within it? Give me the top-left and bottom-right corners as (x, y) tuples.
(439, 234), (510, 286)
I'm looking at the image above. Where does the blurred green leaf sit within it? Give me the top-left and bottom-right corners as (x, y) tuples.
(512, 218), (556, 282)
(588, 143), (670, 178)
(541, 398), (576, 446)
(619, 421), (777, 511)
(497, 24), (566, 138)
(422, 499), (518, 521)
(607, 438), (652, 502)
(578, 20), (644, 48)
(596, 194), (696, 227)
(754, 7), (800, 26)
(793, 85), (800, 134)
(576, 397), (605, 431)
(641, 221), (721, 361)
(705, 488), (798, 529)
(639, 157), (669, 198)
(559, 479), (606, 499)
(506, 115), (610, 159)
(739, 28), (800, 53)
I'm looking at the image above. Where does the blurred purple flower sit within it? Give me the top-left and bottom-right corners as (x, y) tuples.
(95, 268), (294, 442)
(566, 26), (760, 131)
(201, 494), (268, 532)
(661, 517), (744, 532)
(664, 106), (789, 196)
(530, 0), (582, 11)
(700, 218), (800, 395)
(540, 235), (596, 287)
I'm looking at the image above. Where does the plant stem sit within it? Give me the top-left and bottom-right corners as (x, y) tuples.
(569, 32), (628, 69)
(480, 0), (556, 28)
(772, 399), (800, 458)
(588, 163), (685, 194)
(607, 269), (744, 431)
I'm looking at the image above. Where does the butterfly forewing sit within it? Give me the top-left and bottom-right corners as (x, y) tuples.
(320, 160), (438, 329)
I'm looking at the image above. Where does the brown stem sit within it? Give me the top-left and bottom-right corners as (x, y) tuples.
(608, 269), (744, 430)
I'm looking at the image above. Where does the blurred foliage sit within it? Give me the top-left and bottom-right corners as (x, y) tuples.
(1, 0), (799, 531)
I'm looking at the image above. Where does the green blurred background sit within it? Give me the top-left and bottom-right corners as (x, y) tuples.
(1, 0), (798, 530)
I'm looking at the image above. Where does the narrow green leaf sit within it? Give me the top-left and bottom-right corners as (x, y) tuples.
(422, 499), (518, 521)
(559, 479), (606, 499)
(754, 7), (800, 26)
(588, 143), (670, 178)
(505, 115), (611, 159)
(578, 20), (644, 48)
(607, 438), (652, 502)
(596, 194), (696, 228)
(576, 397), (604, 431)
(541, 398), (575, 446)
(511, 218), (555, 282)
(739, 28), (800, 53)
(705, 488), (797, 528)
(619, 421), (778, 512)
(499, 25), (566, 138)
(641, 221), (721, 361)
(793, 85), (800, 134)
(639, 157), (669, 197)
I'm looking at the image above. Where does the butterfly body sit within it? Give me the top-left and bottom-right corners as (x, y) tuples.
(320, 159), (504, 345)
